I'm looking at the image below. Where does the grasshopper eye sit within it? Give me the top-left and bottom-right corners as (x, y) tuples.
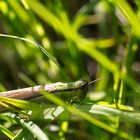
(81, 80), (88, 88)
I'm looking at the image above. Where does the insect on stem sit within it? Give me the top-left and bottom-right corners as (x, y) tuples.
(0, 78), (103, 100)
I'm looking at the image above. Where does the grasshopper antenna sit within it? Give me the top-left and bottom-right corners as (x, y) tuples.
(88, 77), (104, 86)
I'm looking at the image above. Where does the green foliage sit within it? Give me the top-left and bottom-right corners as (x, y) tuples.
(0, 0), (140, 139)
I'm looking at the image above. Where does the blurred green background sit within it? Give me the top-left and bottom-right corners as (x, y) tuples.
(0, 0), (140, 139)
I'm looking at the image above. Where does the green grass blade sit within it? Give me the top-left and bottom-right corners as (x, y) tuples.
(0, 34), (60, 67)
(40, 91), (130, 139)
(113, 0), (140, 38)
(89, 104), (140, 124)
(118, 80), (123, 105)
(0, 124), (14, 139)
(43, 106), (64, 120)
(26, 0), (65, 35)
(13, 128), (34, 140)
(0, 84), (6, 92)
(18, 72), (37, 86)
(2, 113), (49, 140)
(7, 0), (30, 23)
(0, 96), (41, 111)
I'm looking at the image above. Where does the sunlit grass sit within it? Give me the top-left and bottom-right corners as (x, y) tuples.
(0, 0), (140, 139)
